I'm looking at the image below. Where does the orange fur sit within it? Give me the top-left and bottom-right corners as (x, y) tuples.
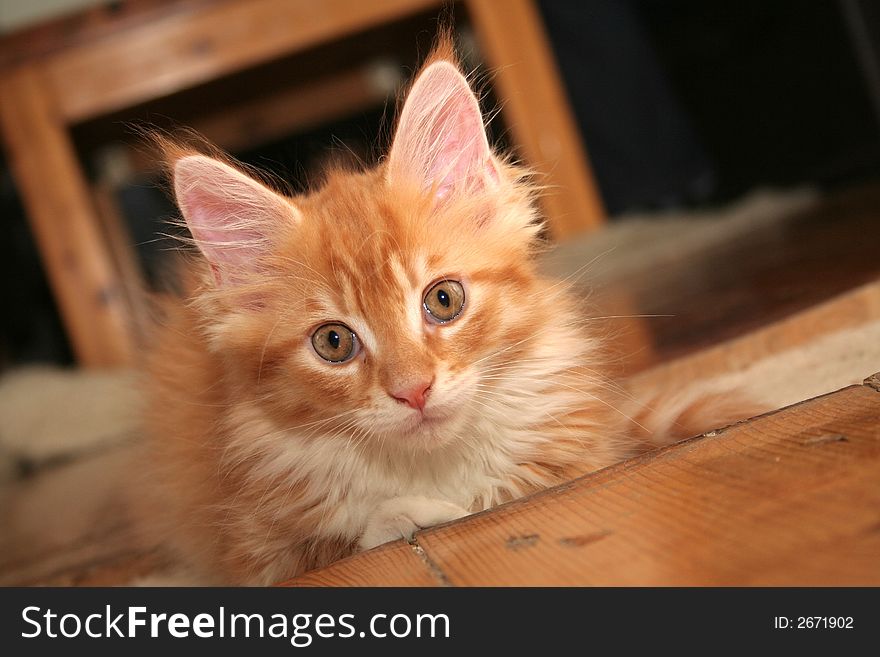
(137, 39), (751, 585)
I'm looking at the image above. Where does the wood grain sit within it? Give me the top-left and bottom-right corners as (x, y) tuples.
(0, 67), (134, 366)
(285, 381), (880, 586)
(0, 0), (213, 71)
(283, 541), (444, 587)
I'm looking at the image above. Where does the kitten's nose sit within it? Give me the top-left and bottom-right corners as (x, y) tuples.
(389, 378), (433, 411)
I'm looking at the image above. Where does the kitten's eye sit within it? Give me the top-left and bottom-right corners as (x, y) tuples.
(311, 323), (359, 363)
(423, 279), (465, 323)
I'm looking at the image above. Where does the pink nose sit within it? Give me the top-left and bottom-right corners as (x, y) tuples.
(389, 379), (433, 411)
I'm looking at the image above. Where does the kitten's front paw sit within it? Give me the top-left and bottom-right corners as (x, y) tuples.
(359, 496), (469, 550)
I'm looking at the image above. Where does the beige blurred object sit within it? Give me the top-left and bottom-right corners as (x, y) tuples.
(540, 186), (821, 285)
(0, 366), (140, 479)
(0, 0), (100, 33)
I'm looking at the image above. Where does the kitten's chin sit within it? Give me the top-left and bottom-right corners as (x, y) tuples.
(393, 408), (465, 451)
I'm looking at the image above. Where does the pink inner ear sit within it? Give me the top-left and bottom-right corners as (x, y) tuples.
(181, 185), (266, 268)
(174, 155), (293, 282)
(389, 62), (498, 197)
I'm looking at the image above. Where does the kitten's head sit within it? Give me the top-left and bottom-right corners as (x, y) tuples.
(170, 47), (578, 452)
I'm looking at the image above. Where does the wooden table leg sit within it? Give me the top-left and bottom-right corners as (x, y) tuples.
(0, 66), (134, 367)
(466, 0), (606, 240)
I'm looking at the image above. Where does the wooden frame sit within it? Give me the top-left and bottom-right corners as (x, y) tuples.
(0, 0), (604, 367)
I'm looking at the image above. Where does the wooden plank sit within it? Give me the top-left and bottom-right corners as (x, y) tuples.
(0, 0), (213, 71)
(0, 67), (134, 367)
(43, 0), (440, 123)
(466, 0), (606, 239)
(284, 541), (442, 587)
(413, 384), (880, 585)
(286, 382), (880, 585)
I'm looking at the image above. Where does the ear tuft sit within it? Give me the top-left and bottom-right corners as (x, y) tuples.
(387, 60), (497, 198)
(173, 155), (296, 284)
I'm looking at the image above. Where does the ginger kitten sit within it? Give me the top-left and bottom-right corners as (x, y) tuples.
(141, 43), (719, 585)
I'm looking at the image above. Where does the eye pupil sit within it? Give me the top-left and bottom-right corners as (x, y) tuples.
(311, 323), (357, 363)
(424, 279), (465, 323)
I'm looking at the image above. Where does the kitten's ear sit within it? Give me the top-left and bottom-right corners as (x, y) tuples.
(173, 155), (297, 283)
(387, 60), (498, 198)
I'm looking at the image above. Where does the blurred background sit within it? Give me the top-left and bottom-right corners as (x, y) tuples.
(0, 0), (878, 369)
